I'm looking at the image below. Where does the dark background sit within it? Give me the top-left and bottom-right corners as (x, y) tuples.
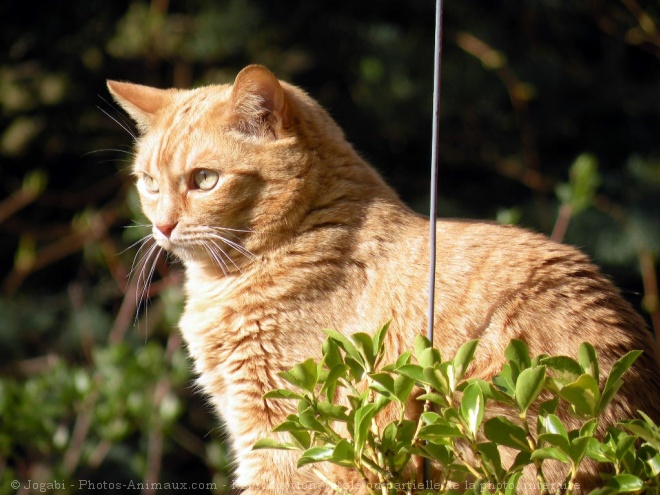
(1, 1), (659, 493)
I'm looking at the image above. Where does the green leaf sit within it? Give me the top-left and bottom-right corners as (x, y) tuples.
(539, 433), (571, 454)
(505, 339), (532, 372)
(298, 406), (326, 433)
(493, 364), (516, 397)
(541, 356), (583, 387)
(297, 445), (335, 467)
(580, 418), (598, 437)
(272, 417), (307, 433)
(263, 389), (303, 400)
(288, 430), (312, 450)
(578, 342), (599, 382)
(331, 439), (355, 468)
(317, 401), (349, 422)
(537, 398), (560, 433)
(354, 404), (378, 457)
(351, 332), (375, 369)
(279, 358), (319, 393)
(530, 446), (570, 464)
(540, 414), (568, 439)
(322, 338), (344, 369)
(393, 375), (415, 403)
(509, 451), (532, 473)
(418, 347), (442, 368)
(253, 438), (301, 451)
(453, 339), (479, 383)
(414, 443), (454, 465)
(320, 363), (348, 400)
(460, 382), (484, 438)
(393, 350), (412, 369)
(394, 364), (426, 384)
(620, 419), (659, 446)
(372, 322), (390, 363)
(615, 435), (637, 460)
(381, 421), (398, 453)
(420, 411), (441, 425)
(557, 153), (601, 214)
(600, 351), (642, 414)
(504, 471), (523, 495)
(478, 442), (503, 480)
(414, 334), (432, 361)
(369, 372), (395, 396)
(323, 329), (361, 363)
(344, 356), (365, 381)
(569, 435), (592, 465)
(515, 366), (546, 413)
(639, 444), (660, 477)
(396, 419), (416, 448)
(418, 423), (463, 444)
(417, 392), (449, 408)
(484, 417), (530, 452)
(585, 438), (614, 463)
(605, 474), (644, 493)
(599, 379), (623, 415)
(424, 366), (451, 395)
(469, 378), (513, 404)
(559, 374), (600, 418)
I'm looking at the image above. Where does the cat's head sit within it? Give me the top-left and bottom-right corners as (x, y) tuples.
(108, 65), (332, 273)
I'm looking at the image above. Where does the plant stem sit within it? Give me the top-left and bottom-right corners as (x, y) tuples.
(520, 410), (550, 495)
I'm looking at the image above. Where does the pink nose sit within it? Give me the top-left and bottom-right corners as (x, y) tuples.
(156, 222), (177, 238)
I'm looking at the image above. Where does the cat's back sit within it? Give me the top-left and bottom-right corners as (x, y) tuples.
(420, 220), (656, 379)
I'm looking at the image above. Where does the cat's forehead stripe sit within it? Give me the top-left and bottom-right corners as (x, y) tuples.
(152, 86), (231, 172)
(172, 87), (229, 127)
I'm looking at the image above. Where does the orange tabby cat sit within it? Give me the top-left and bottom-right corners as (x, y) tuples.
(108, 65), (659, 494)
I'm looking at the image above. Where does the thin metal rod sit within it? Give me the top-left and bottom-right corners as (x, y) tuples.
(427, 0), (443, 345)
(424, 0), (444, 488)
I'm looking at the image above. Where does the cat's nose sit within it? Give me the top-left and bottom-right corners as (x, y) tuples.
(156, 222), (178, 238)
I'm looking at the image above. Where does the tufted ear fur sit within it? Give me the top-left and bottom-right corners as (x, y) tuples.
(229, 65), (290, 139)
(106, 80), (174, 132)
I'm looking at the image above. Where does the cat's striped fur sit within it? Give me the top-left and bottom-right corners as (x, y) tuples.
(109, 65), (660, 494)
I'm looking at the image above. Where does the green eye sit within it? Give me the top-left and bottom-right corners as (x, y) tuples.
(193, 169), (219, 190)
(141, 173), (159, 193)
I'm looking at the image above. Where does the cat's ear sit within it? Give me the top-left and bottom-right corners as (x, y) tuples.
(106, 80), (173, 132)
(229, 65), (290, 139)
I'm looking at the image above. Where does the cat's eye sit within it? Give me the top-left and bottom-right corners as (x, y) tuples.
(193, 169), (219, 190)
(140, 173), (159, 194)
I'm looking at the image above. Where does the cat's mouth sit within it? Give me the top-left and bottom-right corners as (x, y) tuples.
(152, 224), (256, 274)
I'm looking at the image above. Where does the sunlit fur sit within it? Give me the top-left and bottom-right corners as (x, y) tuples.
(109, 65), (660, 494)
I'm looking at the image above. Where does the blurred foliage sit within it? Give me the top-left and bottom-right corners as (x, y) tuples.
(1, 0), (659, 493)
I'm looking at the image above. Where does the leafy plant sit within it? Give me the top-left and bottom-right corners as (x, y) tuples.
(256, 324), (659, 495)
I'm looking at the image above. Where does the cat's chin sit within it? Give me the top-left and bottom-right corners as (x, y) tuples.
(159, 242), (242, 275)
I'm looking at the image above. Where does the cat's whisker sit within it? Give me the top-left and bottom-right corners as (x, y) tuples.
(119, 232), (154, 257)
(207, 225), (255, 235)
(135, 244), (162, 325)
(83, 148), (137, 159)
(125, 234), (162, 326)
(201, 240), (230, 276)
(205, 232), (257, 262)
(209, 238), (243, 272)
(98, 105), (137, 140)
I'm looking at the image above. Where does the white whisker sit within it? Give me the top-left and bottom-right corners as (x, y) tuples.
(209, 238), (242, 272)
(98, 105), (137, 140)
(201, 240), (230, 276)
(119, 232), (153, 256)
(125, 234), (162, 326)
(206, 232), (257, 261)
